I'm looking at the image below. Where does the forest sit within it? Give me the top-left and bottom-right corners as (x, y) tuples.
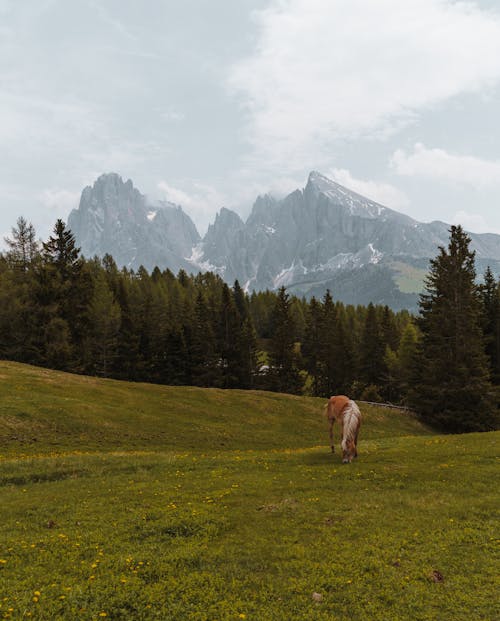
(1, 217), (499, 433)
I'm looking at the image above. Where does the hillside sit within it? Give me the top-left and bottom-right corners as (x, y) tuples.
(0, 361), (431, 455)
(1, 362), (498, 620)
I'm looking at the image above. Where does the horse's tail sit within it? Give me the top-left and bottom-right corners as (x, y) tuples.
(341, 401), (361, 451)
(323, 399), (333, 419)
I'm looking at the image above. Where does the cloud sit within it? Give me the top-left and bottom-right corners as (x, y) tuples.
(327, 168), (410, 209)
(391, 143), (500, 188)
(39, 188), (80, 219)
(452, 210), (500, 235)
(229, 0), (500, 170)
(157, 180), (227, 234)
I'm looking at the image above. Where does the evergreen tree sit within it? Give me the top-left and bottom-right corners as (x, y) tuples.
(86, 270), (121, 376)
(4, 216), (39, 272)
(189, 290), (219, 386)
(237, 316), (258, 389)
(42, 219), (82, 280)
(480, 266), (500, 384)
(302, 297), (323, 395)
(233, 280), (248, 319)
(333, 303), (356, 395)
(411, 226), (495, 431)
(268, 287), (301, 393)
(216, 284), (242, 388)
(380, 305), (399, 352)
(359, 303), (386, 389)
(318, 290), (338, 396)
(396, 321), (419, 403)
(114, 277), (141, 380)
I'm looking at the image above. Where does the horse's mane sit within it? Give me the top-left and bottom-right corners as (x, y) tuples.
(341, 401), (361, 452)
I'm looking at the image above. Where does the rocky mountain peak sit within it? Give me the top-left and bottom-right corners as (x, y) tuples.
(68, 170), (500, 310)
(305, 170), (394, 220)
(68, 172), (199, 272)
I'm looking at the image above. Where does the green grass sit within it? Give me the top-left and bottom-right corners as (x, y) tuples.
(0, 362), (430, 455)
(390, 261), (428, 294)
(0, 362), (498, 620)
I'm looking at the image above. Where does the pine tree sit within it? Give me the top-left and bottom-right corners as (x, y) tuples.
(396, 321), (419, 402)
(190, 290), (219, 386)
(268, 287), (301, 394)
(480, 266), (500, 384)
(333, 303), (356, 395)
(318, 290), (338, 396)
(114, 277), (141, 380)
(302, 297), (323, 395)
(42, 219), (82, 280)
(216, 284), (242, 388)
(359, 303), (386, 389)
(237, 316), (258, 389)
(233, 280), (248, 319)
(411, 225), (495, 432)
(4, 216), (39, 272)
(86, 270), (121, 376)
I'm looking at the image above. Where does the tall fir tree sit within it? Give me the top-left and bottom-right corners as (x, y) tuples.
(359, 302), (386, 389)
(189, 290), (219, 386)
(333, 303), (356, 395)
(86, 269), (121, 376)
(302, 296), (323, 395)
(480, 266), (500, 385)
(216, 284), (243, 388)
(411, 226), (495, 432)
(42, 219), (82, 280)
(268, 287), (301, 394)
(317, 290), (338, 396)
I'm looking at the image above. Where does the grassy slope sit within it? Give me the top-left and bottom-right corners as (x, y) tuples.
(0, 362), (498, 621)
(0, 361), (430, 455)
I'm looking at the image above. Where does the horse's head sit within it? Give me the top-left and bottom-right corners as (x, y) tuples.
(342, 439), (356, 464)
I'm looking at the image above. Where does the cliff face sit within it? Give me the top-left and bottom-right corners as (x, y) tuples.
(68, 173), (200, 272)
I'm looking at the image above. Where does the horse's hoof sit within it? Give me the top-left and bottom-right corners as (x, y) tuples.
(342, 458), (349, 464)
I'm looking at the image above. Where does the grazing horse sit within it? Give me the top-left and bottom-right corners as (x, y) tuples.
(324, 395), (361, 463)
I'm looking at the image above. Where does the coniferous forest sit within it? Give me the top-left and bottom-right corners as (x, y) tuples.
(1, 217), (499, 433)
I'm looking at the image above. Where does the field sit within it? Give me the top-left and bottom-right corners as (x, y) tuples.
(0, 362), (498, 620)
(390, 261), (428, 294)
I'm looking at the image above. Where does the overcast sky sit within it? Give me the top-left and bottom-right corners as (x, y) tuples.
(1, 0), (500, 241)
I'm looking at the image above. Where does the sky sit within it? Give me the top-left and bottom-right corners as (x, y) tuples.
(1, 0), (500, 242)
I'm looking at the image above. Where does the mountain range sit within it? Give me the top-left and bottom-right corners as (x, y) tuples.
(68, 171), (500, 311)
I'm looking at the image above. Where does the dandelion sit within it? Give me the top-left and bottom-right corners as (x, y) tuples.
(99, 613), (107, 617)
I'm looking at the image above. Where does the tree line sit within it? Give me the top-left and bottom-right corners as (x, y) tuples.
(1, 218), (498, 432)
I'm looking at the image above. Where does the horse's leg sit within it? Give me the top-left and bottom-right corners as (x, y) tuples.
(329, 418), (335, 453)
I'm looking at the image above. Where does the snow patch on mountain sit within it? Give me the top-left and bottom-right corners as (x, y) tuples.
(186, 243), (225, 276)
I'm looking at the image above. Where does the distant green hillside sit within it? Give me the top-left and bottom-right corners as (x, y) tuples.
(0, 361), (431, 455)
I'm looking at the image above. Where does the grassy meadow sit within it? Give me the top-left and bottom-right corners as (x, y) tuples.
(0, 361), (498, 620)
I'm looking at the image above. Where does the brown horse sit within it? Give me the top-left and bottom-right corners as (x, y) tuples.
(324, 395), (361, 463)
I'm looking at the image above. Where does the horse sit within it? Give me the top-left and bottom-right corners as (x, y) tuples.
(324, 395), (361, 463)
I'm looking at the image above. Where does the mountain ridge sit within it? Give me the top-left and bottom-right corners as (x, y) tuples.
(67, 171), (500, 310)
